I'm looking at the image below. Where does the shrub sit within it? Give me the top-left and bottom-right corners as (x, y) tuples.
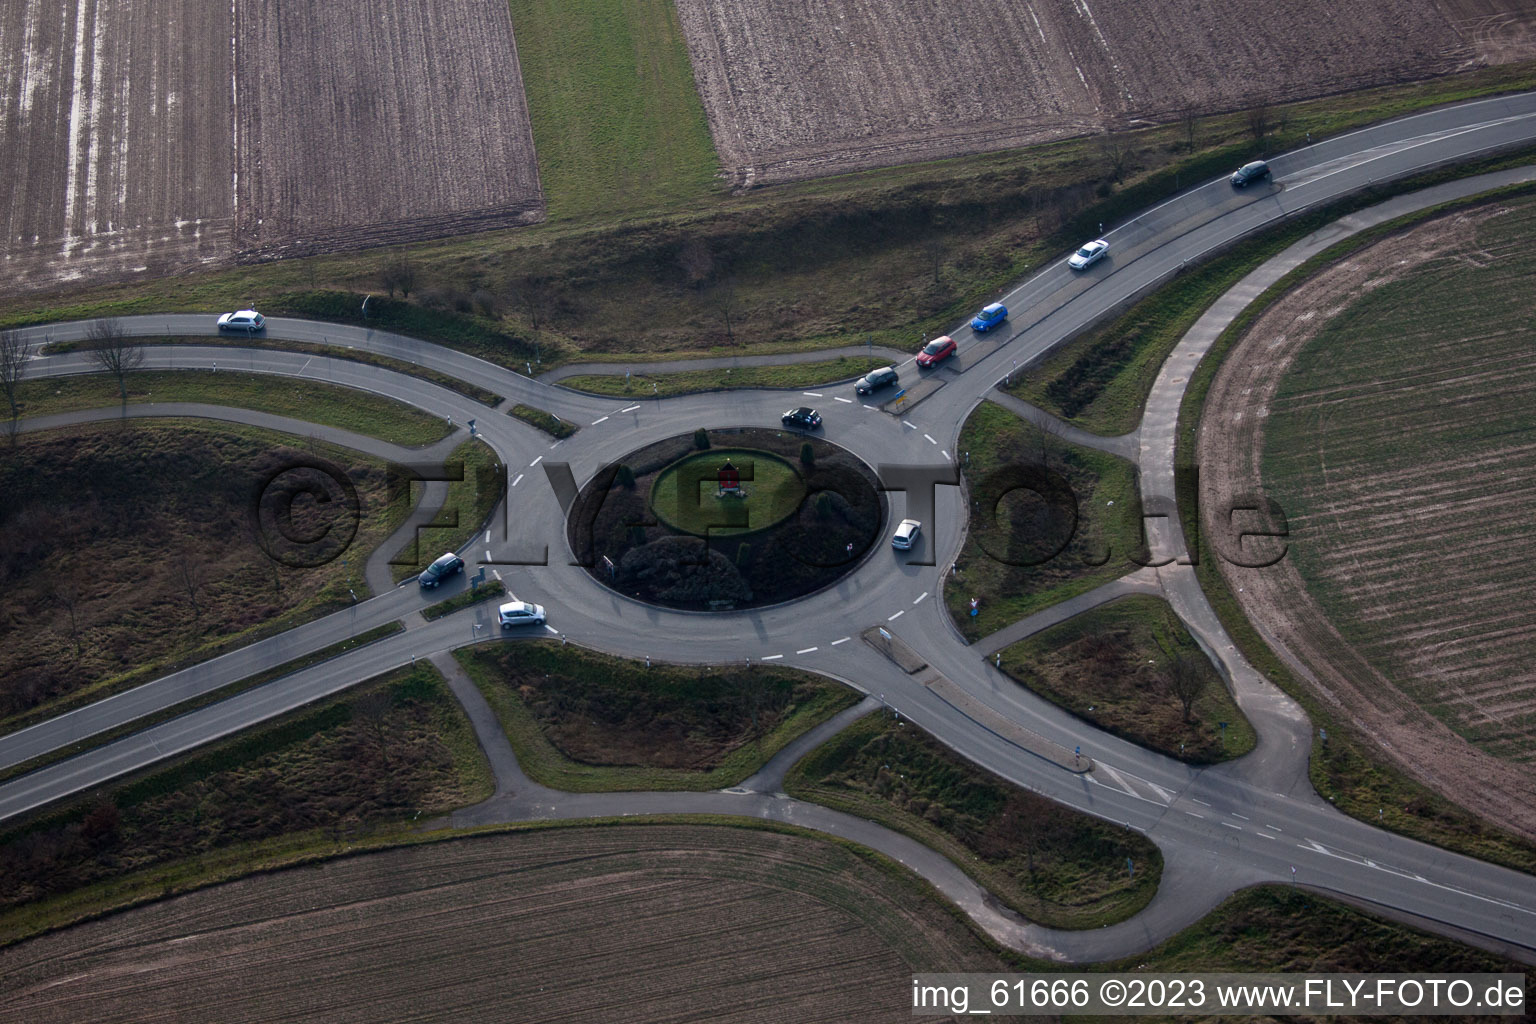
(800, 442), (815, 467)
(694, 428), (710, 450)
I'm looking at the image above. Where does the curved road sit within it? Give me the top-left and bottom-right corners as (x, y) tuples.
(4, 93), (1536, 960)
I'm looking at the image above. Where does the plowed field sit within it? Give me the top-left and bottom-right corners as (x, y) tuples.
(675, 0), (1530, 187)
(0, 826), (1004, 1022)
(0, 0), (542, 297)
(1198, 197), (1536, 837)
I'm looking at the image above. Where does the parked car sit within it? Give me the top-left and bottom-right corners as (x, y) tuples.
(916, 336), (957, 368)
(418, 551), (465, 588)
(855, 366), (900, 395)
(891, 519), (922, 550)
(1230, 160), (1270, 187)
(498, 600), (547, 628)
(1067, 239), (1109, 270)
(217, 309), (266, 332)
(781, 406), (822, 429)
(970, 303), (1008, 333)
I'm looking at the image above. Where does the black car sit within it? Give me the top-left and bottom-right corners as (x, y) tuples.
(419, 551), (465, 588)
(855, 366), (899, 395)
(781, 406), (822, 429)
(1230, 160), (1270, 187)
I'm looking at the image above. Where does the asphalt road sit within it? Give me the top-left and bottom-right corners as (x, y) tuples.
(5, 92), (1536, 959)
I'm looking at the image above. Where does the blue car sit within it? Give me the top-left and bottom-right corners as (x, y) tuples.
(970, 302), (1007, 333)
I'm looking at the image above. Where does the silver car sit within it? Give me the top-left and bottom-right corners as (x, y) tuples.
(499, 600), (547, 628)
(891, 519), (922, 550)
(1067, 239), (1109, 270)
(217, 309), (266, 332)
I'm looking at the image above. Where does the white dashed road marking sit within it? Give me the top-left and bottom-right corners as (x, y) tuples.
(1222, 822), (1243, 830)
(831, 636), (850, 645)
(484, 549), (491, 562)
(592, 415), (609, 425)
(491, 569), (502, 581)
(902, 420), (917, 429)
(802, 391), (823, 397)
(796, 646), (818, 654)
(529, 456), (542, 467)
(511, 473), (524, 487)
(834, 397), (854, 404)
(923, 434), (936, 445)
(761, 654), (783, 661)
(887, 610), (904, 621)
(914, 592), (928, 604)
(941, 450), (950, 459)
(621, 404), (640, 413)
(544, 625), (558, 634)
(1185, 811), (1204, 819)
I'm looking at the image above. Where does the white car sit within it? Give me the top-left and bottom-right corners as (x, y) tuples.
(1067, 239), (1109, 270)
(217, 309), (266, 332)
(891, 519), (922, 550)
(498, 600), (546, 628)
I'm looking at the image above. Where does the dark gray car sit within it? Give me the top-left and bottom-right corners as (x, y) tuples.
(1230, 160), (1270, 187)
(419, 552), (465, 588)
(855, 366), (899, 395)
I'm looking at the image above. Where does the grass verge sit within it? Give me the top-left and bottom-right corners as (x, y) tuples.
(1174, 184), (1536, 874)
(558, 356), (890, 398)
(13, 370), (449, 446)
(508, 403), (577, 438)
(388, 438), (504, 582)
(0, 662), (492, 946)
(37, 332), (503, 406)
(998, 595), (1254, 763)
(455, 641), (861, 791)
(786, 710), (1160, 929)
(0, 623), (405, 787)
(946, 400), (1144, 641)
(421, 581), (506, 621)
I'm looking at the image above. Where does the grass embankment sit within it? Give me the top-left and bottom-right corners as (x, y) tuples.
(388, 439), (504, 582)
(0, 422), (411, 731)
(12, 370), (449, 446)
(508, 403), (577, 438)
(0, 623), (405, 787)
(455, 641), (860, 791)
(0, 663), (492, 946)
(421, 581), (505, 621)
(998, 595), (1254, 763)
(560, 357), (890, 398)
(1175, 186), (1536, 875)
(509, 0), (719, 222)
(946, 401), (1143, 641)
(1007, 145), (1536, 436)
(8, 64), (1536, 365)
(786, 711), (1159, 929)
(37, 333), (503, 406)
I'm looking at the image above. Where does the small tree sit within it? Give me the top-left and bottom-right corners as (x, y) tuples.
(709, 276), (739, 342)
(85, 318), (143, 403)
(0, 328), (28, 420)
(381, 257), (417, 299)
(920, 237), (944, 285)
(799, 442), (815, 467)
(353, 689), (395, 770)
(177, 555), (209, 618)
(1177, 102), (1199, 152)
(677, 237), (714, 291)
(694, 427), (710, 450)
(1098, 134), (1131, 184)
(1246, 98), (1273, 151)
(49, 578), (85, 655)
(1165, 652), (1210, 723)
(514, 274), (555, 330)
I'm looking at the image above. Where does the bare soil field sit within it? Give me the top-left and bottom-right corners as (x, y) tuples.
(0, 825), (1006, 1023)
(1198, 198), (1536, 837)
(675, 0), (1526, 187)
(0, 0), (542, 298)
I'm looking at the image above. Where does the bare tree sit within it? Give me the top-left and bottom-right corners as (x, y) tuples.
(177, 555), (209, 618)
(710, 276), (739, 342)
(1177, 102), (1200, 152)
(49, 578), (85, 655)
(85, 319), (143, 403)
(1164, 652), (1210, 723)
(677, 237), (714, 291)
(0, 329), (29, 419)
(513, 274), (555, 330)
(1097, 134), (1131, 184)
(1246, 98), (1273, 150)
(381, 258), (417, 299)
(920, 237), (944, 285)
(353, 689), (394, 770)
(1024, 409), (1061, 469)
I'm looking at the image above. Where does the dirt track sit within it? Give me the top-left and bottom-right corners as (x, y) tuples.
(1197, 203), (1536, 838)
(0, 826), (1000, 1022)
(676, 0), (1527, 187)
(0, 0), (543, 298)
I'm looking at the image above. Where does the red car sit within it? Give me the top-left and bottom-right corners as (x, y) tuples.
(916, 335), (956, 368)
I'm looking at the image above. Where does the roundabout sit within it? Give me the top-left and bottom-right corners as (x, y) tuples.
(3, 94), (1536, 966)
